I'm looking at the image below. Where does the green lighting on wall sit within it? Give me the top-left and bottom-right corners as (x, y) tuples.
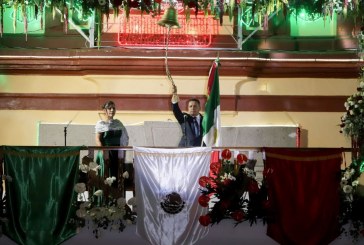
(290, 11), (337, 37)
(3, 5), (45, 34)
(0, 75), (9, 89)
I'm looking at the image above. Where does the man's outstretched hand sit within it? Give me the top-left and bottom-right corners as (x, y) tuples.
(171, 85), (179, 103)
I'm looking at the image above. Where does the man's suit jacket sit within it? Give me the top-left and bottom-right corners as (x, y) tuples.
(172, 102), (203, 147)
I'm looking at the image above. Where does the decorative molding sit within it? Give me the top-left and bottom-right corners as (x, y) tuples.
(0, 49), (362, 78)
(0, 93), (347, 112)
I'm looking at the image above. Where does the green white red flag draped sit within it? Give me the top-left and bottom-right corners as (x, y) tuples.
(133, 146), (211, 245)
(202, 58), (221, 147)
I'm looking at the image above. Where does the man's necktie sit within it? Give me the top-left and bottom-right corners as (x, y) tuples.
(192, 117), (199, 136)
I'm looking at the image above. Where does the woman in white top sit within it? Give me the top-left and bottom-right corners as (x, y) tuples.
(95, 100), (129, 191)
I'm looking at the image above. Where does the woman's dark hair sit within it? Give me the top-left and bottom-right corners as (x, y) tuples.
(102, 100), (115, 110)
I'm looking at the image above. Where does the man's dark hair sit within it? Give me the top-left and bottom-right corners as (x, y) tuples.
(187, 98), (200, 106)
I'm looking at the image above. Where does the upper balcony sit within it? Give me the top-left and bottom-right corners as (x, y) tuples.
(0, 1), (363, 77)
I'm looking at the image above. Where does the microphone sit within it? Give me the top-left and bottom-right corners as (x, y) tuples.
(64, 120), (72, 146)
(63, 112), (79, 146)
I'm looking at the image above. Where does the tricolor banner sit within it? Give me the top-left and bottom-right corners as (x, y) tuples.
(133, 146), (211, 245)
(202, 58), (221, 147)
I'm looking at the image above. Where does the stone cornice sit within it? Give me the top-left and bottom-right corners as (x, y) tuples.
(0, 48), (362, 78)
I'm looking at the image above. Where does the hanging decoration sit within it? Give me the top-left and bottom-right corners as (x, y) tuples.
(21, 3), (27, 40)
(38, 1), (44, 30)
(0, 0), (3, 36)
(63, 2), (68, 33)
(12, 2), (17, 32)
(0, 0), (363, 46)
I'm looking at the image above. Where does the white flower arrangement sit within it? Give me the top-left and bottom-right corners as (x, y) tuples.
(70, 156), (136, 238)
(341, 167), (360, 200)
(0, 174), (12, 234)
(122, 171), (129, 179)
(127, 197), (137, 213)
(104, 176), (116, 186)
(243, 168), (257, 179)
(220, 172), (236, 182)
(338, 64), (364, 242)
(79, 160), (100, 175)
(358, 28), (364, 56)
(340, 69), (364, 139)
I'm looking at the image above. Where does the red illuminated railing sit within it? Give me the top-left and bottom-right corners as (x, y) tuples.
(118, 11), (219, 47)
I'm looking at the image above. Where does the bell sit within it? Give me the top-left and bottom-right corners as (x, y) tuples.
(157, 6), (181, 29)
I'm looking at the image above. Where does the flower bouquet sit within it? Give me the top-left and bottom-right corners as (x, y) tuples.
(70, 156), (136, 238)
(0, 174), (12, 237)
(340, 67), (364, 157)
(339, 66), (364, 240)
(339, 160), (364, 241)
(197, 149), (268, 227)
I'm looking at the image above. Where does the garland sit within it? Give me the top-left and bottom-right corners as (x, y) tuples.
(0, 0), (363, 45)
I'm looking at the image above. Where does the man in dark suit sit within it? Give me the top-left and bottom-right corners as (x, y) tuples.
(171, 86), (203, 147)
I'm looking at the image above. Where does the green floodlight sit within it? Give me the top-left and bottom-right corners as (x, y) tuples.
(290, 10), (337, 37)
(299, 9), (307, 19)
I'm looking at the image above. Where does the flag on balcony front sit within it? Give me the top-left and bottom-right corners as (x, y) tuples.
(133, 146), (211, 245)
(202, 58), (221, 147)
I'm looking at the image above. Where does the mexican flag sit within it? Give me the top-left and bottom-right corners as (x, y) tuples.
(202, 58), (221, 146)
